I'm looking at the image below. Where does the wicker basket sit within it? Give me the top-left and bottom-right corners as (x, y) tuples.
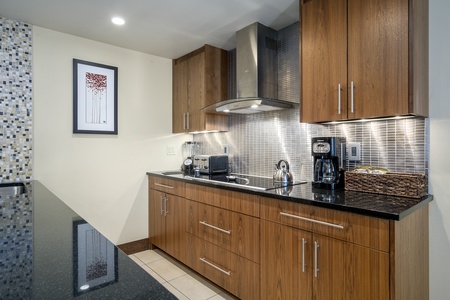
(345, 172), (428, 198)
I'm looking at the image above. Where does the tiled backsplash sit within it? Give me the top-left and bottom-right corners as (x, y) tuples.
(193, 109), (429, 181)
(0, 17), (33, 182)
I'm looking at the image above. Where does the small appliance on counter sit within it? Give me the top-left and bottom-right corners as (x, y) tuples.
(273, 159), (294, 184)
(311, 137), (346, 190)
(181, 141), (201, 173)
(193, 155), (229, 174)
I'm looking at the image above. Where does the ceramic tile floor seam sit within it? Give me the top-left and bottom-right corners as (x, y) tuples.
(130, 250), (235, 299)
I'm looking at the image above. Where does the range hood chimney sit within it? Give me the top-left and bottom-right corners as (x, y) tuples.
(202, 22), (299, 114)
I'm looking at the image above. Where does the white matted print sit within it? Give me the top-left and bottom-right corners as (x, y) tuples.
(73, 59), (118, 134)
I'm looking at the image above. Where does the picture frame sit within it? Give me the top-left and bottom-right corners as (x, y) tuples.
(73, 220), (118, 296)
(73, 59), (118, 134)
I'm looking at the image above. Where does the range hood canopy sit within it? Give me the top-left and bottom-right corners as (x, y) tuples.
(202, 22), (299, 114)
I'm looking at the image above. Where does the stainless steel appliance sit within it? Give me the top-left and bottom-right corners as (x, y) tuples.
(311, 137), (346, 190)
(181, 141), (201, 173)
(193, 155), (229, 174)
(273, 159), (294, 184)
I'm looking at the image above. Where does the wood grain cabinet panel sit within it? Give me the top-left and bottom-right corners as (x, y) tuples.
(186, 234), (260, 300)
(172, 44), (228, 133)
(261, 196), (390, 252)
(185, 183), (260, 217)
(301, 0), (428, 122)
(148, 177), (186, 263)
(186, 200), (260, 263)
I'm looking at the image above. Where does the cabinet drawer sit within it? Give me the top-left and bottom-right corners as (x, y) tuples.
(186, 234), (260, 300)
(261, 197), (389, 251)
(186, 200), (260, 263)
(185, 183), (260, 217)
(149, 176), (185, 197)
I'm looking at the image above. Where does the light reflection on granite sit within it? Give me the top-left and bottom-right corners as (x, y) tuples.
(0, 181), (176, 300)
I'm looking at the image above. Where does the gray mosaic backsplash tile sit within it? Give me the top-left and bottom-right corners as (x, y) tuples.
(0, 17), (33, 182)
(194, 109), (428, 182)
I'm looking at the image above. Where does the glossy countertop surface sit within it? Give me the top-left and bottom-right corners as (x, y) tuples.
(147, 171), (433, 220)
(0, 181), (176, 300)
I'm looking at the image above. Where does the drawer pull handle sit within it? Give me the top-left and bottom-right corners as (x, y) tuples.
(279, 212), (344, 229)
(154, 183), (174, 189)
(199, 257), (231, 276)
(199, 221), (232, 234)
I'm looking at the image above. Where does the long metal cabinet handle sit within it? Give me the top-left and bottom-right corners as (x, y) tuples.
(164, 197), (168, 216)
(160, 196), (164, 215)
(199, 221), (232, 234)
(187, 112), (190, 130)
(154, 183), (174, 189)
(314, 241), (319, 278)
(302, 238), (307, 273)
(337, 84), (341, 115)
(351, 81), (354, 113)
(183, 113), (186, 130)
(279, 211), (344, 229)
(199, 257), (231, 276)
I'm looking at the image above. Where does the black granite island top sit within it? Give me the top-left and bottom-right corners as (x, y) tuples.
(0, 181), (176, 300)
(147, 171), (433, 221)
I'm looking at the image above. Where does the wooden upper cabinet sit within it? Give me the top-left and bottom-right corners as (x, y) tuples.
(301, 0), (348, 122)
(172, 44), (228, 133)
(300, 0), (429, 123)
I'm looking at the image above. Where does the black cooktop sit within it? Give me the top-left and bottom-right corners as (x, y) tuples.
(188, 173), (307, 191)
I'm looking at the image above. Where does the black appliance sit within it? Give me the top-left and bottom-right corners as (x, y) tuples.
(311, 137), (346, 190)
(188, 173), (306, 191)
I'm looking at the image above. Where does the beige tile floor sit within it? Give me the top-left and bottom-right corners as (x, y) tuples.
(129, 249), (239, 300)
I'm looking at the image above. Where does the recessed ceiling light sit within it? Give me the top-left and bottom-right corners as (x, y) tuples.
(111, 17), (125, 25)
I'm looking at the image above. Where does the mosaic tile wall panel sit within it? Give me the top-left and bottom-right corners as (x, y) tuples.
(193, 109), (429, 181)
(0, 190), (33, 298)
(0, 17), (33, 182)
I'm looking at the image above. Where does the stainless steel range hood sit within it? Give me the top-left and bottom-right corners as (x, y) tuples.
(202, 22), (299, 114)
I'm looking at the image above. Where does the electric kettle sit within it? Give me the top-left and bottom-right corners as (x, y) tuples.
(273, 160), (294, 184)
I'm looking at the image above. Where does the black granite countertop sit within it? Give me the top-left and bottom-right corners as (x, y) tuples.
(147, 171), (433, 221)
(0, 181), (176, 300)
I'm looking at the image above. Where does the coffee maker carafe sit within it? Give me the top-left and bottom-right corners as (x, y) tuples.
(311, 137), (346, 190)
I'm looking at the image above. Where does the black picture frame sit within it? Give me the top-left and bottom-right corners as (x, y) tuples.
(73, 59), (118, 134)
(73, 219), (118, 296)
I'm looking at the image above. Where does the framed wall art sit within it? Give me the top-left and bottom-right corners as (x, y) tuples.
(73, 220), (118, 296)
(73, 59), (118, 134)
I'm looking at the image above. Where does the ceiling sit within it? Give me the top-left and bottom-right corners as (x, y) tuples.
(0, 0), (299, 59)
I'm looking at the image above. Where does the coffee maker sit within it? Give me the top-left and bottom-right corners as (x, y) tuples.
(311, 137), (346, 190)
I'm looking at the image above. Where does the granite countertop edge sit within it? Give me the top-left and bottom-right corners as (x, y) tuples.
(147, 171), (433, 221)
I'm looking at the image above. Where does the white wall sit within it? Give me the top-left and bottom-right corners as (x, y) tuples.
(429, 0), (450, 298)
(33, 27), (189, 245)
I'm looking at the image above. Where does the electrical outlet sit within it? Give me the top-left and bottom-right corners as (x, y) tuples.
(166, 145), (176, 156)
(223, 144), (229, 154)
(348, 142), (361, 161)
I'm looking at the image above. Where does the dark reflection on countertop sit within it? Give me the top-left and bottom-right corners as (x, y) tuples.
(0, 181), (176, 300)
(148, 171), (433, 220)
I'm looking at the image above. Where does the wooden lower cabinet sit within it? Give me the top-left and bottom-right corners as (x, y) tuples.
(149, 189), (186, 262)
(186, 233), (260, 300)
(261, 220), (389, 300)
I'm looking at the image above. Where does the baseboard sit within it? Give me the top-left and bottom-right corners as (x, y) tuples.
(117, 238), (149, 255)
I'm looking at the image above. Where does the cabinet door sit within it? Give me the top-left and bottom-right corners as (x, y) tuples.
(347, 0), (408, 119)
(312, 234), (345, 300)
(344, 243), (389, 300)
(301, 0), (348, 123)
(164, 194), (186, 261)
(173, 59), (189, 133)
(186, 51), (205, 132)
(260, 220), (312, 300)
(149, 189), (166, 249)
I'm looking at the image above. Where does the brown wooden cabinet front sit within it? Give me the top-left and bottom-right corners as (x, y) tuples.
(301, 0), (428, 123)
(261, 220), (389, 300)
(172, 44), (228, 133)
